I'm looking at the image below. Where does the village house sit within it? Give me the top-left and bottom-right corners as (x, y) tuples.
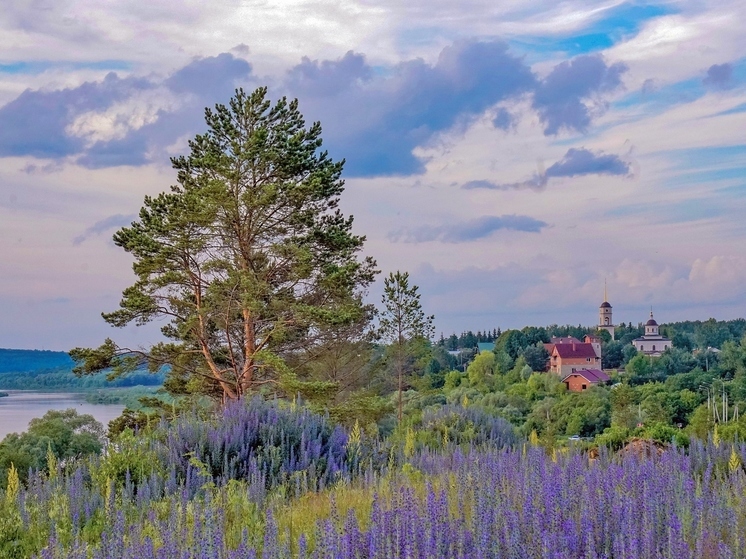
(544, 335), (602, 372)
(549, 342), (601, 376)
(542, 290), (672, 376)
(562, 368), (610, 392)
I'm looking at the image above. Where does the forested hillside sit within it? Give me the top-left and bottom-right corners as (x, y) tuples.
(0, 348), (163, 390)
(0, 348), (73, 373)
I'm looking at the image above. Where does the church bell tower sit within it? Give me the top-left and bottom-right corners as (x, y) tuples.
(599, 281), (615, 340)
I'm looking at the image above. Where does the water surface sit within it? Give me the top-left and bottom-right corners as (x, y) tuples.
(0, 391), (124, 439)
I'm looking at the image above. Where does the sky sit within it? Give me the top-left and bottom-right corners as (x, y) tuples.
(1, 0), (745, 350)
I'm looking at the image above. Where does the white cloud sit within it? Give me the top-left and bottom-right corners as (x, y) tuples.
(606, 4), (746, 88)
(66, 88), (180, 146)
(614, 258), (679, 289)
(592, 90), (746, 157)
(689, 255), (746, 287)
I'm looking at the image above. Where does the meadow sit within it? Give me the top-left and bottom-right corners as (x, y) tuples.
(1, 399), (745, 559)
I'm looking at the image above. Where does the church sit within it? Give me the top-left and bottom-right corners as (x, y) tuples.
(596, 290), (672, 357)
(631, 311), (672, 356)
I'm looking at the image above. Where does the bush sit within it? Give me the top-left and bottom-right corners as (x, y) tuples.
(0, 409), (104, 486)
(416, 404), (518, 449)
(162, 398), (351, 492)
(643, 422), (690, 447)
(596, 425), (631, 451)
(90, 428), (165, 488)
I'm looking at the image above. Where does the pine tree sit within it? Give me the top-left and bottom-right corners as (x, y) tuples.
(71, 88), (377, 402)
(378, 271), (434, 422)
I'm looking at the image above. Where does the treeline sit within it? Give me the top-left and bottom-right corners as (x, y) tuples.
(0, 367), (164, 390)
(436, 318), (746, 352)
(0, 348), (165, 390)
(0, 348), (74, 373)
(83, 386), (167, 408)
(661, 318), (746, 350)
(436, 329), (501, 350)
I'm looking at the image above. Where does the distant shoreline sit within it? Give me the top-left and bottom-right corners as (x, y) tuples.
(0, 386), (161, 407)
(0, 388), (127, 398)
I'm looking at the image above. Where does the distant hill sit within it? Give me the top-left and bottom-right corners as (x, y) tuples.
(0, 348), (74, 373)
(0, 348), (163, 390)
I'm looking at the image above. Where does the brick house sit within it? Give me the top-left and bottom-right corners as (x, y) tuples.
(562, 369), (610, 392)
(550, 342), (601, 376)
(544, 337), (582, 369)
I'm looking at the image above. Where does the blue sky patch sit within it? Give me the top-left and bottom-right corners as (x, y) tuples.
(657, 145), (746, 189)
(605, 198), (726, 223)
(660, 198), (726, 223)
(614, 76), (706, 111)
(511, 33), (613, 57)
(714, 183), (746, 198)
(661, 144), (746, 170)
(595, 3), (676, 36)
(511, 2), (676, 57)
(0, 60), (131, 75)
(711, 102), (746, 118)
(670, 166), (746, 186)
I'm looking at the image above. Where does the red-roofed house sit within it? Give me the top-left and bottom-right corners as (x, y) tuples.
(562, 369), (610, 392)
(551, 336), (582, 345)
(544, 336), (582, 356)
(550, 343), (601, 376)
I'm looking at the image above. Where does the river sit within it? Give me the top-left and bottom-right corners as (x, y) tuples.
(0, 391), (124, 439)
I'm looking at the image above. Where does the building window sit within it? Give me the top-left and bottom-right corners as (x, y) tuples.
(582, 384), (587, 390)
(653, 345), (656, 351)
(605, 317), (609, 325)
